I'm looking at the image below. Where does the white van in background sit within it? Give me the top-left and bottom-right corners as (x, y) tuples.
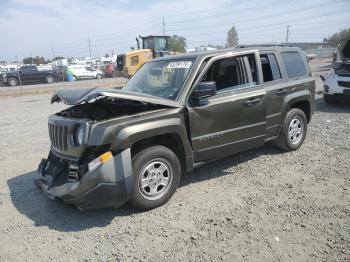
(68, 65), (103, 80)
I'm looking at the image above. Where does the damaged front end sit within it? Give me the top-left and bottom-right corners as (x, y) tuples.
(36, 87), (181, 210)
(36, 148), (133, 210)
(322, 38), (350, 100)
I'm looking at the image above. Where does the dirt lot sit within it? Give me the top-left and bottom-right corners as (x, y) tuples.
(0, 77), (128, 97)
(0, 59), (349, 261)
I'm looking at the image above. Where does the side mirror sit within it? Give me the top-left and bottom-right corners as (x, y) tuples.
(190, 81), (216, 106)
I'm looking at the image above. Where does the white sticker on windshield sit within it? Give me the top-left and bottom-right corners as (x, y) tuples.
(167, 61), (192, 69)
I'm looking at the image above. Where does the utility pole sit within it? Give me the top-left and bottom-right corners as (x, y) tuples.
(88, 37), (92, 58)
(52, 46), (55, 61)
(162, 17), (166, 35)
(285, 25), (290, 44)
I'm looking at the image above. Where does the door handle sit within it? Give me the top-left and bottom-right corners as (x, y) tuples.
(244, 98), (260, 106)
(276, 89), (287, 95)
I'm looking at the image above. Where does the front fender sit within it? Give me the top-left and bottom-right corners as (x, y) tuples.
(112, 118), (194, 171)
(88, 109), (194, 171)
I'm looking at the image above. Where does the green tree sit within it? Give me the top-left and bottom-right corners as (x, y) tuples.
(168, 35), (187, 53)
(54, 56), (65, 61)
(23, 56), (48, 65)
(226, 26), (239, 48)
(324, 28), (350, 46)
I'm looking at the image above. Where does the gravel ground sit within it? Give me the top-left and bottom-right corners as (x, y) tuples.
(0, 77), (128, 97)
(0, 59), (349, 261)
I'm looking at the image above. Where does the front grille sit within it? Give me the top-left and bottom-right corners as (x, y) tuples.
(48, 123), (68, 152)
(338, 81), (350, 88)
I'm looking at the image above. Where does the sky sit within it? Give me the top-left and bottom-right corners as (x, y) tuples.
(0, 0), (349, 61)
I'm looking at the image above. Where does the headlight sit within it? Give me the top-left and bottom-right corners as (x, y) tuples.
(74, 125), (85, 146)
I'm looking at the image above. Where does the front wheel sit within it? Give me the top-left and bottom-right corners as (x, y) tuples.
(45, 75), (54, 84)
(275, 108), (307, 151)
(129, 146), (181, 210)
(7, 78), (18, 86)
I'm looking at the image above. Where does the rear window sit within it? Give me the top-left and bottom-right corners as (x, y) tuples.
(281, 52), (307, 78)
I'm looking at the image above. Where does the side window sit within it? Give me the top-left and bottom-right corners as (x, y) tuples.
(281, 52), (307, 78)
(202, 54), (257, 93)
(260, 53), (281, 82)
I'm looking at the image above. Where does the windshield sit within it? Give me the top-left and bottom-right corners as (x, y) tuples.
(122, 59), (195, 100)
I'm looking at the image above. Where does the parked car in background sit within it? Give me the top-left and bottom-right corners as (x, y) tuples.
(321, 38), (350, 104)
(67, 65), (103, 80)
(36, 46), (315, 211)
(2, 65), (61, 86)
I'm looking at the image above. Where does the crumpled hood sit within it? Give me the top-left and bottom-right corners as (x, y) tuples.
(51, 88), (182, 108)
(338, 38), (350, 64)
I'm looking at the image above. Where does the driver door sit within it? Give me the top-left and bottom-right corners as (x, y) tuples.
(187, 51), (267, 163)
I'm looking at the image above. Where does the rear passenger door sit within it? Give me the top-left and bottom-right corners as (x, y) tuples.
(260, 52), (286, 139)
(261, 51), (312, 140)
(187, 51), (267, 163)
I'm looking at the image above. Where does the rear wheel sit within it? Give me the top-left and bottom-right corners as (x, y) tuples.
(45, 75), (54, 84)
(129, 145), (181, 210)
(7, 78), (18, 86)
(275, 108), (307, 151)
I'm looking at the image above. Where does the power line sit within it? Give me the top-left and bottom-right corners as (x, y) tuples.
(166, 5), (350, 33)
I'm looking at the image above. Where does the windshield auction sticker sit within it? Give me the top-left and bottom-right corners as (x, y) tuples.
(167, 61), (192, 69)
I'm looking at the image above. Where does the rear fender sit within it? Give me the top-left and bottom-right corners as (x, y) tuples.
(282, 89), (313, 121)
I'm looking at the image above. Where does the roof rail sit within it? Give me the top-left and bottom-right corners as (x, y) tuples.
(236, 44), (294, 48)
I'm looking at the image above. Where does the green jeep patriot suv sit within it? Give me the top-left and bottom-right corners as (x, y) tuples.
(36, 46), (315, 210)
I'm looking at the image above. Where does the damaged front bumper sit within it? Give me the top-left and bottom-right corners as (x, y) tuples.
(35, 149), (133, 210)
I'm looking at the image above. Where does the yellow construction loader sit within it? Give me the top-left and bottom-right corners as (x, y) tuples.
(115, 35), (170, 77)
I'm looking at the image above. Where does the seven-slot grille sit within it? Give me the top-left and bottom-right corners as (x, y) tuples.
(48, 123), (68, 152)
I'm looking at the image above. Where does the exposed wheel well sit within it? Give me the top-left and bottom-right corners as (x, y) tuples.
(290, 101), (311, 123)
(131, 134), (187, 173)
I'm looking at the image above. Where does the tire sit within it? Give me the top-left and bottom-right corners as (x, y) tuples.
(96, 74), (102, 79)
(129, 145), (181, 210)
(324, 94), (337, 105)
(275, 108), (307, 151)
(45, 75), (54, 84)
(7, 78), (18, 86)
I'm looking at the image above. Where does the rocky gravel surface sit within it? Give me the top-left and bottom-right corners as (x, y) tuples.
(0, 60), (349, 261)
